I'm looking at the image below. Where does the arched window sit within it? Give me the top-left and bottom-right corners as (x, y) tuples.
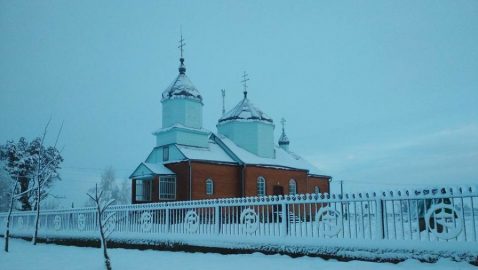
(289, 179), (297, 195)
(257, 177), (266, 197)
(206, 179), (214, 195)
(314, 186), (321, 194)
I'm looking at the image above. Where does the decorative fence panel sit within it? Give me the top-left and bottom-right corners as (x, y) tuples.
(1, 186), (477, 248)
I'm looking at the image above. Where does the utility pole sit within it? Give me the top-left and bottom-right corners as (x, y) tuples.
(340, 180), (343, 197)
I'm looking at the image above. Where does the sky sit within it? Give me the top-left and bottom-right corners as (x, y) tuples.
(0, 0), (477, 206)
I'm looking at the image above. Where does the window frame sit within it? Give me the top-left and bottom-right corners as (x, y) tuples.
(159, 176), (176, 200)
(163, 146), (169, 162)
(135, 179), (152, 202)
(314, 186), (321, 194)
(257, 176), (266, 197)
(205, 178), (214, 195)
(289, 179), (297, 195)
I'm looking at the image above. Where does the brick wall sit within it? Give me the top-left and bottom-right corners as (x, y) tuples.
(165, 161), (190, 201)
(190, 161), (242, 200)
(244, 166), (330, 197)
(132, 161), (330, 204)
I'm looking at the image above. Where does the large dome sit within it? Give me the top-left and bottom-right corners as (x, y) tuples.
(218, 93), (273, 123)
(161, 58), (202, 103)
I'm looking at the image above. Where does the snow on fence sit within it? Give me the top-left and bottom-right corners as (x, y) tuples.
(1, 186), (477, 249)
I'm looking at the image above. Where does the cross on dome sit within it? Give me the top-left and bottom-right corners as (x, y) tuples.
(278, 117), (290, 147)
(241, 71), (250, 98)
(177, 29), (187, 75)
(281, 118), (286, 131)
(178, 28), (186, 58)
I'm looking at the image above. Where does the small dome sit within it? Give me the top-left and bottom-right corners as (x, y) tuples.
(162, 58), (202, 102)
(218, 95), (273, 123)
(278, 131), (289, 145)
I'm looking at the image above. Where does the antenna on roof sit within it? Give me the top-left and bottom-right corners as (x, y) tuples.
(241, 71), (249, 98)
(221, 89), (226, 116)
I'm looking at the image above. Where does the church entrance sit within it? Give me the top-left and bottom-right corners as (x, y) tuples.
(273, 185), (284, 196)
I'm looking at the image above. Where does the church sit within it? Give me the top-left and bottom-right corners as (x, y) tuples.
(129, 40), (331, 203)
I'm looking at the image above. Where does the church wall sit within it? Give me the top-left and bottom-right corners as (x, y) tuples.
(155, 128), (209, 148)
(190, 162), (242, 200)
(146, 145), (185, 163)
(256, 122), (275, 158)
(132, 163), (330, 204)
(307, 176), (330, 195)
(217, 121), (274, 158)
(164, 161), (191, 201)
(243, 166), (310, 197)
(162, 98), (202, 129)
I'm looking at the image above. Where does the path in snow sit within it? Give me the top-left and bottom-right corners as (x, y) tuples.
(0, 239), (475, 270)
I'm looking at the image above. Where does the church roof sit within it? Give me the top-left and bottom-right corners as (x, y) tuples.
(175, 139), (236, 164)
(214, 134), (328, 176)
(129, 162), (175, 178)
(218, 94), (273, 123)
(162, 58), (202, 102)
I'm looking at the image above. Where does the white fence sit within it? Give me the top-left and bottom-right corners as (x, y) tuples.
(1, 186), (477, 249)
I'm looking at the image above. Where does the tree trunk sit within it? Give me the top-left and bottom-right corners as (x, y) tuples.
(19, 176), (31, 211)
(4, 182), (18, 252)
(32, 183), (41, 245)
(98, 209), (112, 270)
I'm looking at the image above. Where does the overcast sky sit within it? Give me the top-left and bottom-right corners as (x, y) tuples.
(1, 0), (477, 206)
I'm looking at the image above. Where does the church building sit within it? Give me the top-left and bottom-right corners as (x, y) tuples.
(130, 40), (331, 203)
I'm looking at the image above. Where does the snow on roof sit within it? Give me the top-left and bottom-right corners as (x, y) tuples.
(162, 73), (202, 102)
(215, 134), (328, 176)
(218, 96), (272, 123)
(176, 139), (236, 164)
(153, 123), (210, 136)
(143, 162), (175, 175)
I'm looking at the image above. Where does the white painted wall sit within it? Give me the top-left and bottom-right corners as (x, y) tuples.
(146, 145), (185, 163)
(162, 98), (203, 129)
(155, 127), (209, 148)
(217, 120), (275, 158)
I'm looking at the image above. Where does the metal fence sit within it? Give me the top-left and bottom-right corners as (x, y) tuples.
(1, 186), (477, 246)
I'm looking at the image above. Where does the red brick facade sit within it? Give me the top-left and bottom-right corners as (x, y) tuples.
(132, 161), (330, 204)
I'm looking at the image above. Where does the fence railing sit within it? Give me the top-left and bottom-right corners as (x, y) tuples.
(1, 186), (477, 248)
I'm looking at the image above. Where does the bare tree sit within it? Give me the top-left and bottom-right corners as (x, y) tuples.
(32, 120), (63, 245)
(4, 180), (18, 252)
(87, 184), (115, 270)
(3, 175), (36, 252)
(85, 167), (130, 207)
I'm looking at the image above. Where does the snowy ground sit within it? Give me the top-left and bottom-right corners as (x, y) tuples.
(0, 239), (476, 270)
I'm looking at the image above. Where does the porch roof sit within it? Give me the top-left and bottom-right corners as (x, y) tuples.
(129, 162), (175, 179)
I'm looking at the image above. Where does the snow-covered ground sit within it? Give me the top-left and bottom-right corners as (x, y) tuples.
(0, 238), (475, 270)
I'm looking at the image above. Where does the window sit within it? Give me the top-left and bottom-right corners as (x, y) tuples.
(314, 186), (321, 194)
(257, 177), (266, 197)
(163, 146), (169, 161)
(206, 179), (214, 195)
(135, 179), (152, 201)
(289, 179), (297, 195)
(159, 176), (176, 200)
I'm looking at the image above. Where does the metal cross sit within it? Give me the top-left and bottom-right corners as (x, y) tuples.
(281, 118), (286, 131)
(241, 71), (250, 92)
(221, 89), (226, 116)
(178, 31), (186, 58)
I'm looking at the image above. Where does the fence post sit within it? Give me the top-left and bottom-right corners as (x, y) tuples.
(281, 202), (288, 237)
(376, 199), (385, 239)
(215, 206), (220, 235)
(165, 208), (170, 233)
